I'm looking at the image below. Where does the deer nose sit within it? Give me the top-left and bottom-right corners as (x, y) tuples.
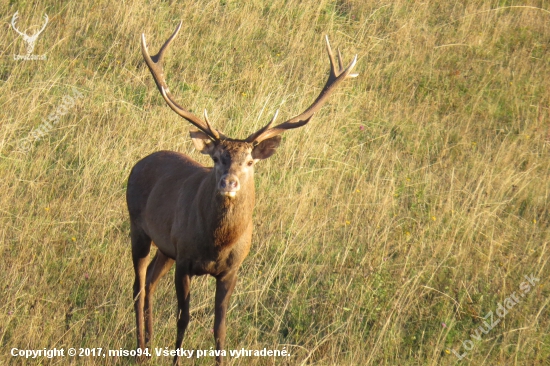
(219, 174), (240, 196)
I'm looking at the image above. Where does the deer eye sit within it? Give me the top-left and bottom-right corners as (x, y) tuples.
(212, 157), (219, 163)
(247, 160), (254, 166)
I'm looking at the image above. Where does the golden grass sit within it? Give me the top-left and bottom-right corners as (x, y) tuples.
(1, 0), (549, 365)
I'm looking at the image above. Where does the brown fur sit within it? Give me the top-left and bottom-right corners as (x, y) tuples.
(127, 140), (261, 365)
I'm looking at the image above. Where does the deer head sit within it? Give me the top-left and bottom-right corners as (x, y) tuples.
(11, 12), (49, 55)
(140, 22), (358, 199)
(188, 130), (279, 198)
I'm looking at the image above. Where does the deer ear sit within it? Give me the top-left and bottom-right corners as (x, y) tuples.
(252, 135), (282, 160)
(190, 128), (215, 155)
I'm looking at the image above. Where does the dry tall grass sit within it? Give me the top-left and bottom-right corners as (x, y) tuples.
(1, 1), (549, 365)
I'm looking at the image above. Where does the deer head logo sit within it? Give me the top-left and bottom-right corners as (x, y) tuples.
(11, 12), (48, 60)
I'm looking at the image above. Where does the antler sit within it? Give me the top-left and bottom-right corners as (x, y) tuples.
(11, 12), (26, 38)
(35, 14), (49, 37)
(11, 12), (48, 38)
(141, 22), (222, 141)
(245, 36), (358, 143)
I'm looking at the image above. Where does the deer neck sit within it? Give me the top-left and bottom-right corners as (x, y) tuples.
(204, 172), (255, 249)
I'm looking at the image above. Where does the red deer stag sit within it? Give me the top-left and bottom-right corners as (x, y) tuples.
(127, 21), (357, 365)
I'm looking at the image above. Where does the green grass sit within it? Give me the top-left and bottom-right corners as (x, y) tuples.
(1, 0), (549, 365)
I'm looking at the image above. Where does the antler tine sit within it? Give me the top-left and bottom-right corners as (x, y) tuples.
(141, 22), (221, 140)
(37, 14), (49, 34)
(245, 109), (279, 143)
(11, 12), (25, 37)
(325, 35), (338, 77)
(245, 36), (358, 143)
(203, 109), (220, 140)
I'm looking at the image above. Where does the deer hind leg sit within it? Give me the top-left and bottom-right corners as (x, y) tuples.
(130, 225), (151, 357)
(144, 249), (174, 346)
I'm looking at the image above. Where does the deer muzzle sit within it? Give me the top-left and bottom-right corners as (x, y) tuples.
(219, 174), (240, 198)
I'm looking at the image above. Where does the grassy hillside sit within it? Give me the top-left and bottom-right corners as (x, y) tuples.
(1, 0), (549, 364)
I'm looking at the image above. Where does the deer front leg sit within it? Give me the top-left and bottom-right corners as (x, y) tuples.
(214, 271), (238, 366)
(145, 250), (174, 347)
(173, 263), (191, 366)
